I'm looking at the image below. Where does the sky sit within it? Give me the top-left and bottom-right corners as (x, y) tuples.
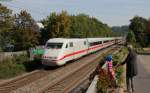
(1, 0), (150, 26)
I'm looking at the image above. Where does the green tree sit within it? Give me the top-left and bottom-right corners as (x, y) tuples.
(41, 12), (57, 43)
(42, 11), (114, 39)
(147, 18), (150, 46)
(129, 16), (148, 47)
(0, 4), (14, 51)
(130, 16), (147, 34)
(57, 11), (70, 37)
(13, 10), (40, 50)
(69, 14), (113, 38)
(111, 25), (129, 36)
(43, 11), (70, 39)
(70, 14), (89, 38)
(126, 30), (136, 46)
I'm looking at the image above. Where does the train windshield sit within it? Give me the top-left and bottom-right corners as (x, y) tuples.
(46, 43), (63, 49)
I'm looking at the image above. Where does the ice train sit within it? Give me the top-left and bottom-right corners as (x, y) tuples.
(42, 37), (122, 66)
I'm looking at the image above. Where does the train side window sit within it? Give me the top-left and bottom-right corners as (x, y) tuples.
(90, 43), (93, 46)
(66, 44), (68, 48)
(104, 41), (108, 43)
(84, 41), (86, 45)
(70, 42), (73, 47)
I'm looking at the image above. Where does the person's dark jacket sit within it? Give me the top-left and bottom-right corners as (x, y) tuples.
(121, 50), (138, 77)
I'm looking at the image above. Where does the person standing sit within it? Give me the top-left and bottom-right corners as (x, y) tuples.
(117, 45), (138, 92)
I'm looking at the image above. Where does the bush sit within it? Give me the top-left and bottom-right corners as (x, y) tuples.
(97, 69), (109, 93)
(115, 66), (124, 85)
(0, 57), (25, 78)
(112, 55), (120, 66)
(13, 53), (29, 64)
(112, 48), (127, 86)
(23, 59), (42, 72)
(97, 47), (128, 92)
(97, 68), (116, 93)
(0, 53), (42, 79)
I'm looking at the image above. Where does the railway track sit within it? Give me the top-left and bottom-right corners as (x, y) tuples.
(43, 57), (98, 93)
(0, 67), (64, 93)
(0, 45), (121, 93)
(40, 46), (120, 93)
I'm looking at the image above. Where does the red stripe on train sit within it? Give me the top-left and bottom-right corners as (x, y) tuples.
(57, 43), (112, 61)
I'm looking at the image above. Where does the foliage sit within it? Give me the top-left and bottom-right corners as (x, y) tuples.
(0, 53), (42, 79)
(13, 10), (41, 50)
(0, 4), (41, 51)
(126, 30), (136, 46)
(41, 11), (70, 39)
(0, 3), (14, 51)
(69, 14), (113, 38)
(112, 54), (120, 66)
(113, 47), (128, 85)
(41, 11), (115, 43)
(129, 16), (150, 47)
(0, 4), (119, 51)
(0, 3), (124, 51)
(0, 56), (26, 78)
(97, 47), (128, 92)
(97, 69), (111, 93)
(111, 25), (129, 36)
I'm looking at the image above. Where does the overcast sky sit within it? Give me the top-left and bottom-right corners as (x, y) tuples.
(1, 0), (150, 26)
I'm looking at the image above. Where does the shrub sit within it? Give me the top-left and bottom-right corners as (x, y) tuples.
(0, 57), (25, 78)
(0, 53), (42, 79)
(97, 47), (128, 92)
(13, 53), (29, 64)
(115, 66), (124, 85)
(97, 69), (109, 93)
(97, 68), (117, 93)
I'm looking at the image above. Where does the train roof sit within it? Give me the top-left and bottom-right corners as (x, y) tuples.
(47, 37), (120, 43)
(87, 37), (115, 42)
(47, 38), (86, 43)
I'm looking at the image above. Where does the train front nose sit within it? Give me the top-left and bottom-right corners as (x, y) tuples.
(42, 55), (58, 66)
(42, 48), (61, 66)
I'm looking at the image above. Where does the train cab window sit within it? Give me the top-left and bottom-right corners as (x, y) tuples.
(46, 43), (63, 49)
(84, 41), (86, 45)
(70, 42), (73, 47)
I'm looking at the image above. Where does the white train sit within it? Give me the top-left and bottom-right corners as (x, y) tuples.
(42, 37), (122, 66)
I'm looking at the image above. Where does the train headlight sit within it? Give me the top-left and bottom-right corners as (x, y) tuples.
(42, 56), (57, 59)
(52, 57), (57, 59)
(48, 57), (57, 60)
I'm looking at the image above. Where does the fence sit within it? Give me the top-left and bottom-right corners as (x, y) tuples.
(0, 51), (27, 63)
(0, 45), (44, 63)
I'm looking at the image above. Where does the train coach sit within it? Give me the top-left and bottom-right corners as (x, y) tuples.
(42, 37), (122, 66)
